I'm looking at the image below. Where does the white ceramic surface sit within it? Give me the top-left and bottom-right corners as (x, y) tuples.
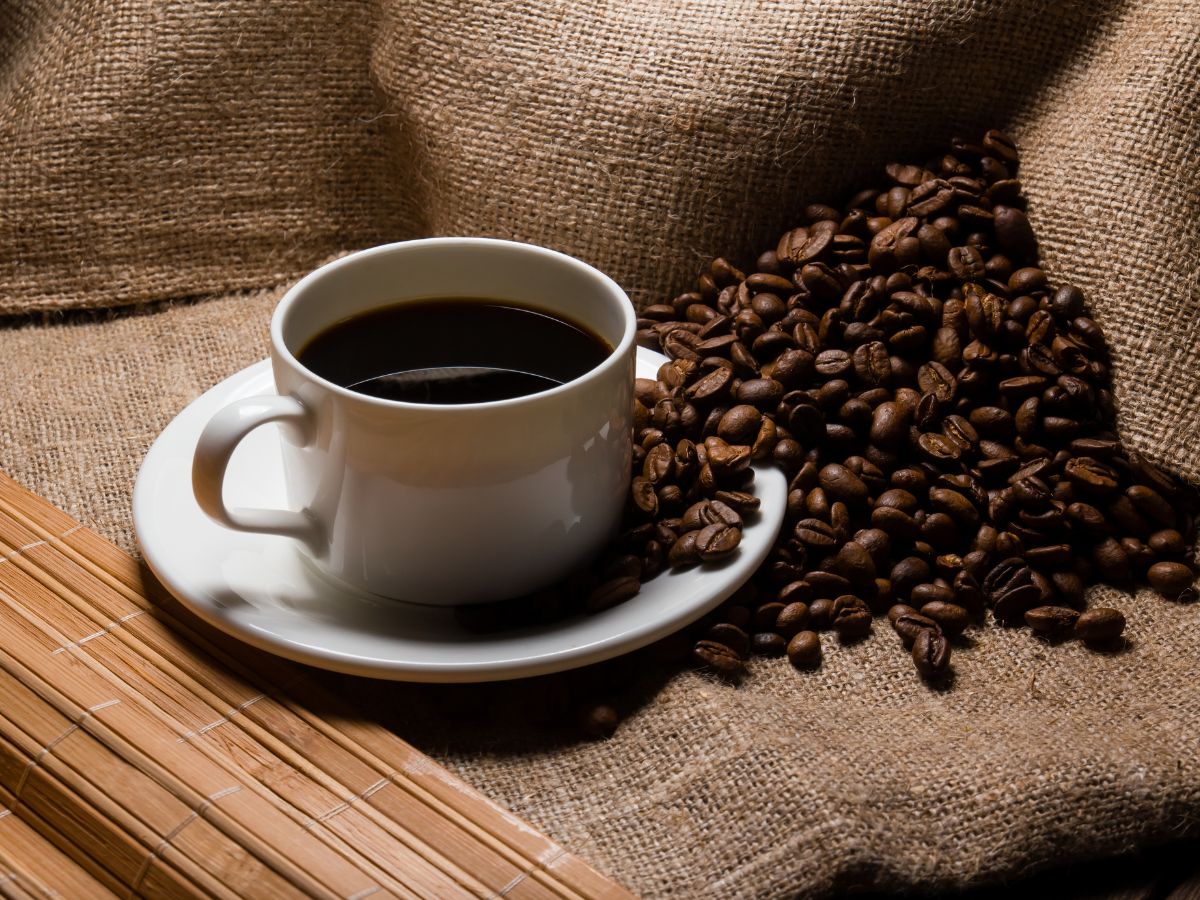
(134, 348), (788, 683)
(192, 238), (637, 603)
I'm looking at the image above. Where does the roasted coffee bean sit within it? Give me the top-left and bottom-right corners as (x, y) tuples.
(753, 632), (788, 656)
(834, 541), (877, 588)
(795, 518), (838, 549)
(983, 557), (1034, 601)
(1074, 608), (1126, 645)
(716, 404), (763, 444)
(587, 576), (641, 613)
(853, 528), (892, 569)
(808, 570), (853, 599)
(948, 245), (986, 281)
(1147, 561), (1196, 601)
(693, 640), (745, 677)
(704, 437), (752, 476)
(775, 601), (810, 638)
(681, 500), (742, 532)
(736, 377), (784, 407)
(580, 703), (621, 738)
(668, 530), (701, 567)
(1126, 484), (1175, 527)
(1148, 529), (1187, 556)
(869, 401), (908, 449)
(953, 570), (985, 613)
(1092, 536), (1132, 583)
(787, 631), (822, 668)
(929, 487), (979, 527)
(1065, 457), (1119, 493)
(993, 583), (1042, 625)
(832, 595), (872, 640)
(916, 432), (962, 465)
(992, 205), (1038, 261)
(630, 476), (659, 517)
(808, 597), (835, 630)
(1024, 605), (1080, 637)
(819, 463), (869, 505)
(713, 490), (760, 515)
(695, 523), (742, 561)
(920, 601), (969, 635)
(912, 628), (951, 678)
(706, 622), (750, 658)
(746, 605), (784, 639)
(779, 579), (813, 604)
(892, 611), (941, 647)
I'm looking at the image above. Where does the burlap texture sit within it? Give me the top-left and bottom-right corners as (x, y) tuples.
(2, 0), (1200, 895)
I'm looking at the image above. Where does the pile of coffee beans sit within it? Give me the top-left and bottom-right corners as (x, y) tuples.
(459, 129), (1197, 736)
(615, 128), (1198, 682)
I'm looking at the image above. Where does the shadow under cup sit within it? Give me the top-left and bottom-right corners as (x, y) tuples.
(270, 239), (638, 605)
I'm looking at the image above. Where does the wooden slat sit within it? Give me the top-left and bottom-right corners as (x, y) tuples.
(0, 470), (631, 900)
(0, 801), (121, 897)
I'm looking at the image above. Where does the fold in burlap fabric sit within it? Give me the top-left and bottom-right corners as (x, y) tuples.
(2, 1), (1199, 896)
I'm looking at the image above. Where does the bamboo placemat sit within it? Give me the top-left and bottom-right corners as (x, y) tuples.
(0, 470), (631, 899)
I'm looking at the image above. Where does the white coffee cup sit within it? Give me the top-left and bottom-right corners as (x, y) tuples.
(192, 238), (636, 604)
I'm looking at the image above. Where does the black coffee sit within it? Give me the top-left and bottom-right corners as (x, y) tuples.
(298, 298), (611, 404)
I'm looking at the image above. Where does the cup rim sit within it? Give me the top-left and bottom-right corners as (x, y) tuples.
(269, 237), (637, 411)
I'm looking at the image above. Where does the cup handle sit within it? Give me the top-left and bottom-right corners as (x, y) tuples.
(192, 394), (323, 549)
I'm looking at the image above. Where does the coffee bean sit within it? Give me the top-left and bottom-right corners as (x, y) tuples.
(704, 437), (752, 476)
(993, 583), (1042, 625)
(920, 601), (969, 635)
(834, 541), (876, 588)
(1024, 605), (1080, 637)
(716, 404), (762, 444)
(808, 598), (835, 630)
(695, 523), (742, 562)
(692, 639), (745, 678)
(787, 631), (822, 668)
(736, 377), (784, 407)
(892, 611), (941, 648)
(779, 580), (813, 604)
(1074, 608), (1126, 645)
(668, 530), (701, 567)
(775, 601), (810, 638)
(917, 432), (962, 464)
(818, 463), (869, 505)
(1092, 536), (1132, 583)
(631, 477), (659, 517)
(948, 245), (986, 280)
(1148, 529), (1187, 556)
(1147, 561), (1195, 601)
(1126, 484), (1176, 527)
(713, 490), (760, 515)
(832, 594), (872, 640)
(586, 576), (641, 613)
(992, 205), (1038, 262)
(912, 628), (951, 678)
(580, 703), (621, 738)
(752, 632), (788, 656)
(706, 622), (750, 657)
(749, 602), (783, 634)
(682, 500), (741, 532)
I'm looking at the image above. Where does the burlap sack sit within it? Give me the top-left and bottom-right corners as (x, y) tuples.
(2, 0), (1199, 896)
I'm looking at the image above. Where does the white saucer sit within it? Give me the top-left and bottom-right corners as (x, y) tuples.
(133, 347), (787, 682)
